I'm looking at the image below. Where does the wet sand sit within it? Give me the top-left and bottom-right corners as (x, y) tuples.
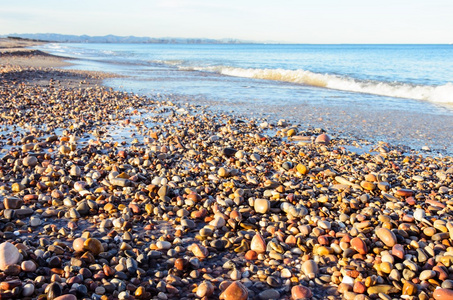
(162, 92), (453, 156)
(0, 38), (453, 300)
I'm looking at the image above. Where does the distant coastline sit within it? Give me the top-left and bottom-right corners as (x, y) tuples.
(3, 33), (255, 44)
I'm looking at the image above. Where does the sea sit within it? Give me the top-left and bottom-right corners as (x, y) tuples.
(36, 43), (453, 154)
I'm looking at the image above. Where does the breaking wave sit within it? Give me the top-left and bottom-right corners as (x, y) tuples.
(178, 65), (453, 104)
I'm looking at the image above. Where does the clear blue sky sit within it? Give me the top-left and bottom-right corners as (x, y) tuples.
(1, 0), (452, 43)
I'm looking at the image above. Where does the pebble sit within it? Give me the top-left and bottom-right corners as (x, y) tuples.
(251, 233), (267, 253)
(21, 260), (37, 272)
(83, 238), (104, 255)
(0, 242), (20, 271)
(22, 155), (38, 167)
(350, 237), (367, 254)
(72, 238), (86, 252)
(376, 227), (397, 247)
(156, 241), (172, 250)
(291, 285), (313, 299)
(302, 260), (318, 279)
(433, 288), (453, 300)
(315, 133), (330, 144)
(220, 281), (249, 300)
(196, 281), (215, 298)
(254, 199), (271, 214)
(22, 283), (35, 297)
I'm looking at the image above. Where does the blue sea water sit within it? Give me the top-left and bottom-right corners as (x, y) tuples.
(37, 43), (453, 153)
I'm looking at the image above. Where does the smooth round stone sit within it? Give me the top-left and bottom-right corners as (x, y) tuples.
(174, 258), (187, 271)
(281, 268), (292, 278)
(365, 174), (378, 182)
(196, 281), (214, 298)
(412, 175), (424, 182)
(245, 250), (258, 260)
(342, 275), (355, 285)
(250, 233), (266, 254)
(156, 241), (172, 250)
(301, 260), (318, 279)
(210, 216), (226, 228)
(353, 282), (366, 294)
(22, 283), (35, 297)
(70, 165), (81, 176)
(181, 219), (196, 229)
(21, 260), (37, 272)
(73, 181), (86, 192)
(433, 288), (453, 300)
(218, 167), (229, 178)
(388, 269), (401, 281)
(220, 281), (248, 300)
(315, 133), (330, 145)
(250, 153), (260, 161)
(381, 254), (394, 264)
(360, 181), (376, 191)
(72, 238), (86, 252)
(442, 280), (453, 289)
(414, 208), (426, 221)
(291, 285), (313, 299)
(95, 286), (106, 295)
(84, 238), (104, 255)
(266, 276), (281, 287)
(299, 225), (311, 236)
(318, 220), (331, 230)
(199, 227), (213, 237)
(420, 270), (436, 281)
(189, 244), (208, 258)
(380, 262), (393, 273)
(396, 189), (414, 197)
(377, 182), (390, 191)
(350, 237), (367, 254)
(30, 216), (42, 227)
(254, 199), (270, 214)
(23, 156), (38, 167)
(376, 228), (397, 247)
(433, 232), (450, 241)
(281, 161), (293, 171)
(296, 163), (308, 175)
(0, 242), (20, 271)
(230, 269), (241, 280)
(286, 128), (297, 137)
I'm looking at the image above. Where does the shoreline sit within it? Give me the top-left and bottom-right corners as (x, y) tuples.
(1, 38), (453, 300)
(62, 42), (452, 156)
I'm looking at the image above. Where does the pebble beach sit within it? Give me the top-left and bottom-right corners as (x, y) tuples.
(1, 38), (453, 300)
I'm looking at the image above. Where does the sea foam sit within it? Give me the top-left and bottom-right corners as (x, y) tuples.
(179, 65), (453, 104)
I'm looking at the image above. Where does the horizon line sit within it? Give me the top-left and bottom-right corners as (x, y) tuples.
(2, 34), (452, 45)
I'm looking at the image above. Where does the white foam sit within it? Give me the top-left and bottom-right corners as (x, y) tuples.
(177, 65), (453, 104)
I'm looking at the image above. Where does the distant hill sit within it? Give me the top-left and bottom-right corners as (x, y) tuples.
(6, 33), (251, 44)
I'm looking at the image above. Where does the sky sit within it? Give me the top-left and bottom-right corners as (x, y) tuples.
(1, 0), (452, 44)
